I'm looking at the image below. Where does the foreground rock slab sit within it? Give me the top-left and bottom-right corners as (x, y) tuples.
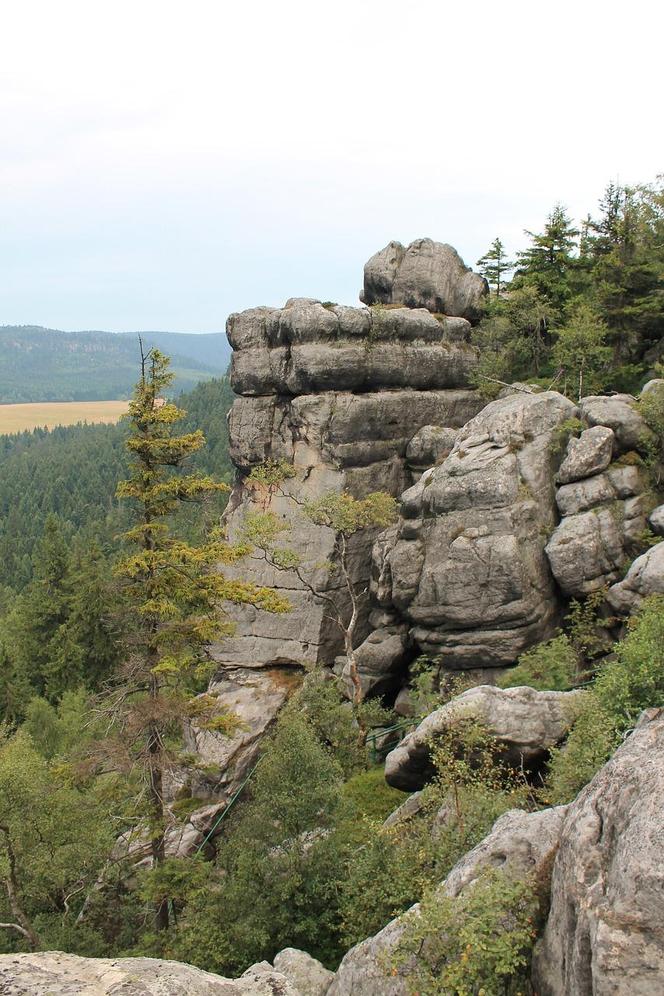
(0, 952), (299, 996)
(533, 711), (664, 995)
(385, 684), (581, 791)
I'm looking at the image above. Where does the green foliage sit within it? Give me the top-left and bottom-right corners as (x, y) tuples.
(514, 203), (579, 315)
(567, 588), (615, 662)
(552, 302), (612, 399)
(167, 709), (347, 973)
(498, 634), (578, 691)
(639, 382), (664, 486)
(549, 417), (586, 458)
(0, 376), (235, 594)
(547, 596), (664, 803)
(390, 868), (540, 996)
(0, 730), (112, 951)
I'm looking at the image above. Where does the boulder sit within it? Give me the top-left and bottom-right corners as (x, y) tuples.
(545, 506), (632, 596)
(405, 424), (459, 474)
(606, 542), (664, 614)
(556, 426), (614, 484)
(360, 239), (488, 323)
(579, 395), (653, 453)
(272, 949), (334, 996)
(648, 504), (664, 536)
(384, 684), (582, 791)
(0, 952), (299, 996)
(532, 711), (664, 995)
(328, 805), (566, 995)
(641, 378), (664, 397)
(341, 625), (411, 699)
(376, 391), (578, 669)
(555, 464), (645, 517)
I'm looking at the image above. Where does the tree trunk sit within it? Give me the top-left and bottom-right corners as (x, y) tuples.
(0, 825), (41, 950)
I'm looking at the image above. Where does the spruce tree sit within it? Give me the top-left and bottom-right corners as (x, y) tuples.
(514, 204), (579, 314)
(476, 238), (514, 297)
(99, 346), (288, 931)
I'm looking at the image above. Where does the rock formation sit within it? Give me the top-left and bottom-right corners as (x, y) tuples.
(384, 684), (582, 791)
(533, 709), (664, 995)
(360, 239), (488, 323)
(328, 805), (566, 995)
(373, 390), (577, 670)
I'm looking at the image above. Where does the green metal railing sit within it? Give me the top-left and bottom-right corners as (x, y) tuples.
(365, 718), (419, 763)
(194, 757), (262, 855)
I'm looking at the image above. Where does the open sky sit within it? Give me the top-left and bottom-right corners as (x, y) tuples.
(1, 0), (661, 333)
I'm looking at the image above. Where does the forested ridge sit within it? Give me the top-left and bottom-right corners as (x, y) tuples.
(0, 180), (663, 994)
(0, 326), (231, 402)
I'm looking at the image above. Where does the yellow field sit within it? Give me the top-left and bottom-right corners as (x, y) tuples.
(0, 400), (130, 434)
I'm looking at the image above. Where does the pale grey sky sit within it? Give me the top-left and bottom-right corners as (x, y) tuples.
(1, 0), (661, 332)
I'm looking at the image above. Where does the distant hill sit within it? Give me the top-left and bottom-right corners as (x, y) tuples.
(0, 326), (232, 403)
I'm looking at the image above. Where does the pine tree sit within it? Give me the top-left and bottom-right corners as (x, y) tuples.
(476, 238), (514, 297)
(97, 346), (288, 931)
(514, 204), (579, 314)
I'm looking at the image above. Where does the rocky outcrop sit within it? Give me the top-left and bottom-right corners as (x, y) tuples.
(606, 541), (664, 614)
(328, 805), (565, 995)
(218, 295), (483, 679)
(272, 949), (334, 996)
(340, 624), (410, 699)
(360, 239), (488, 323)
(373, 391), (577, 670)
(0, 952), (299, 996)
(384, 684), (581, 790)
(532, 710), (664, 995)
(579, 394), (653, 453)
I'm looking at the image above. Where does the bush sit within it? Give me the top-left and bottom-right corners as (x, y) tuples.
(498, 634), (578, 691)
(390, 868), (540, 996)
(546, 595), (664, 803)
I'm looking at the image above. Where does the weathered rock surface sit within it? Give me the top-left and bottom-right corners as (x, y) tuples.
(384, 684), (581, 791)
(405, 424), (459, 476)
(532, 711), (664, 995)
(0, 952), (299, 996)
(555, 464), (645, 517)
(272, 949), (334, 996)
(374, 391), (577, 669)
(441, 805), (566, 897)
(329, 805), (565, 995)
(648, 503), (664, 536)
(360, 239), (488, 323)
(341, 625), (411, 699)
(229, 298), (478, 396)
(606, 541), (664, 614)
(579, 394), (652, 453)
(545, 506), (633, 596)
(556, 425), (614, 484)
(180, 667), (302, 802)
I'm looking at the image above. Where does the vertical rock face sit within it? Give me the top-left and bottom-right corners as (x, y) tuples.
(217, 297), (483, 675)
(532, 711), (664, 995)
(373, 391), (577, 669)
(360, 239), (488, 323)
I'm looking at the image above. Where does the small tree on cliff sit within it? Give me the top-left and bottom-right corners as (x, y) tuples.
(242, 461), (397, 716)
(97, 347), (289, 931)
(477, 237), (514, 298)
